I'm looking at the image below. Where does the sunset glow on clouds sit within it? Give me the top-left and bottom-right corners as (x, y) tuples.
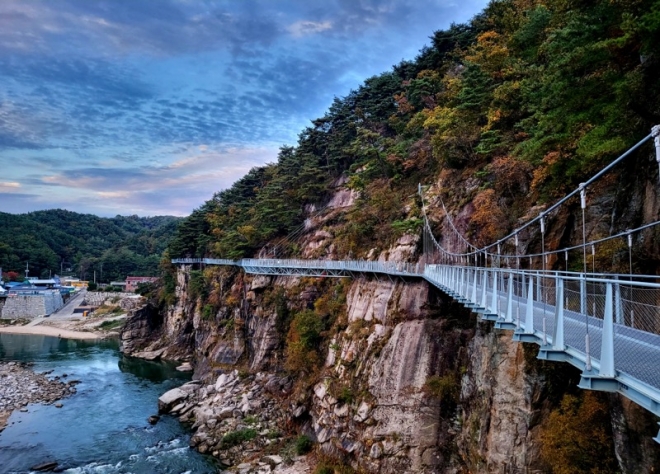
(0, 0), (487, 216)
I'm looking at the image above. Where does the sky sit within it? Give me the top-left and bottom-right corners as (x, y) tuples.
(0, 0), (488, 217)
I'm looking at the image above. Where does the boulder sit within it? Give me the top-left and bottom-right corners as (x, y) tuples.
(262, 454), (283, 467)
(132, 348), (165, 361)
(158, 388), (187, 413)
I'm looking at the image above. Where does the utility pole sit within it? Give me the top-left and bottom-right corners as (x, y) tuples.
(25, 262), (29, 280)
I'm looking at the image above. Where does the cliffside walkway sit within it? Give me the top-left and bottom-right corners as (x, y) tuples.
(172, 125), (660, 442)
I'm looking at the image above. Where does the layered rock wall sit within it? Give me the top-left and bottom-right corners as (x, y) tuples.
(124, 172), (660, 472)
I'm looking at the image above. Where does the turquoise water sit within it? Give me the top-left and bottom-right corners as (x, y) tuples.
(0, 334), (217, 474)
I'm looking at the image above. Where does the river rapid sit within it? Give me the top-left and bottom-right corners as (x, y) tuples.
(0, 334), (218, 474)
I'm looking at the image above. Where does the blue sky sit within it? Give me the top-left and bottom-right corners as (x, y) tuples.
(0, 0), (487, 217)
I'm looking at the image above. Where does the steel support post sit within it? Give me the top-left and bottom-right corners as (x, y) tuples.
(496, 272), (517, 330)
(600, 283), (615, 377)
(554, 277), (565, 349)
(514, 275), (538, 342)
(538, 277), (570, 361)
(580, 274), (586, 315)
(615, 281), (623, 325)
(480, 270), (489, 309)
(491, 271), (499, 315)
(579, 282), (618, 391)
(653, 125), (660, 180)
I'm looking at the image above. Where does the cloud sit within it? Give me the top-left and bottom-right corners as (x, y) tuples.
(0, 0), (490, 216)
(287, 20), (333, 37)
(0, 0), (283, 57)
(0, 182), (21, 191)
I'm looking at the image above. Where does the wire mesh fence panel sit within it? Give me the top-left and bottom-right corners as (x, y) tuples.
(586, 280), (607, 320)
(619, 284), (660, 335)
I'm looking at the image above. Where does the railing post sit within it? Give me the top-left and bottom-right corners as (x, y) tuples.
(614, 278), (623, 325)
(552, 277), (565, 350)
(580, 274), (586, 315)
(471, 268), (478, 303)
(525, 276), (534, 333)
(600, 283), (615, 377)
(491, 270), (499, 316)
(481, 269), (489, 308)
(463, 268), (469, 297)
(505, 272), (514, 323)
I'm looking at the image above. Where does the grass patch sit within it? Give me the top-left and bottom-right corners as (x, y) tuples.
(98, 319), (124, 330)
(220, 428), (257, 449)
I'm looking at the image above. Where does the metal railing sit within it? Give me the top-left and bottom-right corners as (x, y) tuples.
(172, 258), (422, 276)
(424, 264), (660, 419)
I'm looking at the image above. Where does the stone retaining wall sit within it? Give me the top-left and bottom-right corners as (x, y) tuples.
(84, 292), (143, 310)
(0, 291), (64, 319)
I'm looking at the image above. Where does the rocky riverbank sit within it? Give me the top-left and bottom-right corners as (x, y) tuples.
(0, 362), (78, 432)
(158, 370), (313, 473)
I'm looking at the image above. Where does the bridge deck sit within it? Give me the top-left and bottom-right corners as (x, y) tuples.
(173, 257), (660, 439)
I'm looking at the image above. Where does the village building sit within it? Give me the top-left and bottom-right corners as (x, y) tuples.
(125, 276), (158, 292)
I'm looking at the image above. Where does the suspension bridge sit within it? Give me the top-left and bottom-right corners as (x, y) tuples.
(174, 126), (660, 442)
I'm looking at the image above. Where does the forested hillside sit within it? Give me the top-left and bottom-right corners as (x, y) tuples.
(0, 210), (180, 282)
(168, 0), (660, 263)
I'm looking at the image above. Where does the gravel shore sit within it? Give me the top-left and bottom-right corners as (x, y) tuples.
(0, 361), (79, 432)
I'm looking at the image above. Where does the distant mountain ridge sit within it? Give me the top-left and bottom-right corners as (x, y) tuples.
(0, 209), (181, 282)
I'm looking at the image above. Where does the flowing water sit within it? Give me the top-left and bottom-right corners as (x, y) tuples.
(0, 334), (218, 474)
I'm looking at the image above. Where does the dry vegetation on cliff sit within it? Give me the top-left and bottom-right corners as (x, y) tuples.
(135, 0), (660, 471)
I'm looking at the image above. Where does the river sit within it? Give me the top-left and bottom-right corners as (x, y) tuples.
(0, 334), (218, 474)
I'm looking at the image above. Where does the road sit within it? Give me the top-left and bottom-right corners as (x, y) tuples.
(26, 290), (87, 326)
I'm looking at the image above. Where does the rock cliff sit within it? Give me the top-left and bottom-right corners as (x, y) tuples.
(122, 176), (660, 473)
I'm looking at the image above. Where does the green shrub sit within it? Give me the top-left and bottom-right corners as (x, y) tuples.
(336, 386), (354, 404)
(189, 270), (207, 300)
(295, 434), (313, 455)
(202, 304), (214, 321)
(220, 428), (257, 448)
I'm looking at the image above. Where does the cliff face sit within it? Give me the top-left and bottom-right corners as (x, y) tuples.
(134, 262), (658, 472)
(122, 175), (660, 473)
